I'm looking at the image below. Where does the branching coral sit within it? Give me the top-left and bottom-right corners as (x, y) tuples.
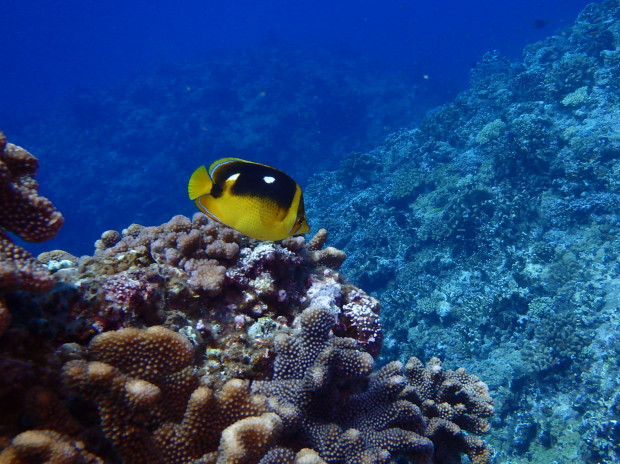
(252, 304), (432, 463)
(60, 326), (278, 464)
(252, 304), (494, 463)
(403, 357), (494, 464)
(0, 305), (494, 464)
(0, 430), (103, 464)
(0, 130), (64, 337)
(304, 228), (347, 269)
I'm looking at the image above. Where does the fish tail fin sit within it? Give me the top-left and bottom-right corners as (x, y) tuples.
(188, 165), (213, 199)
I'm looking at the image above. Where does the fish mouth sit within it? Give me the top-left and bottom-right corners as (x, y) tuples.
(290, 214), (310, 235)
(290, 195), (309, 235)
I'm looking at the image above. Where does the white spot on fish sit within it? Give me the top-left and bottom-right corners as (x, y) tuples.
(227, 173), (240, 182)
(263, 176), (275, 184)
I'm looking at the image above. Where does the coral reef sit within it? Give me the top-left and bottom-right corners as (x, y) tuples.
(1, 307), (493, 464)
(0, 130), (64, 337)
(304, 1), (620, 462)
(27, 215), (381, 387)
(0, 129), (494, 463)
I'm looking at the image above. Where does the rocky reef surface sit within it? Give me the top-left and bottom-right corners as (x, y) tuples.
(305, 1), (620, 462)
(0, 135), (494, 463)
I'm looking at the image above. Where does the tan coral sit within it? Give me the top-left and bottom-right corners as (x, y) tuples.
(303, 229), (346, 269)
(0, 132), (64, 242)
(37, 249), (79, 266)
(305, 246), (346, 270)
(0, 230), (56, 293)
(217, 413), (283, 464)
(257, 448), (327, 464)
(306, 229), (328, 251)
(95, 230), (122, 250)
(88, 325), (194, 381)
(63, 326), (280, 464)
(0, 430), (102, 464)
(0, 131), (64, 337)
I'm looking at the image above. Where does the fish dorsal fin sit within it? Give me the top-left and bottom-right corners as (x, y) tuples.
(188, 165), (213, 200)
(208, 157), (247, 178)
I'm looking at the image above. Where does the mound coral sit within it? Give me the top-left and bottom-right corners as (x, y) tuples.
(34, 214), (382, 387)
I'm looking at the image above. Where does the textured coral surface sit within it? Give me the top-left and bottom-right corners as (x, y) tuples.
(0, 175), (493, 464)
(0, 131), (64, 291)
(2, 308), (493, 464)
(0, 131), (64, 338)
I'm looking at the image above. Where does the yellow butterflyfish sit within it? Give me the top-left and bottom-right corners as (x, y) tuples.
(188, 158), (310, 241)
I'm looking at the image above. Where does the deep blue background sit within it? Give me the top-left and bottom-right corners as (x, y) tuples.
(1, 0), (596, 256)
(1, 0), (593, 126)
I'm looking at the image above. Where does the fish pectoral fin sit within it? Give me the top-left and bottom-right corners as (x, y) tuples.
(188, 165), (213, 200)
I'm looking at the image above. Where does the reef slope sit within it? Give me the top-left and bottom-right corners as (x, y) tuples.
(305, 2), (620, 462)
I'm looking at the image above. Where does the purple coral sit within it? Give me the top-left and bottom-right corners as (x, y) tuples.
(253, 305), (435, 463)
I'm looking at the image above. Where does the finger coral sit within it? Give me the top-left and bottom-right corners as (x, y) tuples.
(304, 228), (346, 269)
(403, 357), (495, 464)
(252, 305), (435, 463)
(0, 130), (64, 337)
(0, 430), (102, 464)
(0, 303), (493, 464)
(62, 325), (277, 464)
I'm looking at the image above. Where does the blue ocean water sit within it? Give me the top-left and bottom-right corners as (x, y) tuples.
(1, 0), (593, 256)
(1, 0), (590, 126)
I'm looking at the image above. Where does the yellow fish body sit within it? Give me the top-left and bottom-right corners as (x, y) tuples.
(188, 158), (310, 241)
